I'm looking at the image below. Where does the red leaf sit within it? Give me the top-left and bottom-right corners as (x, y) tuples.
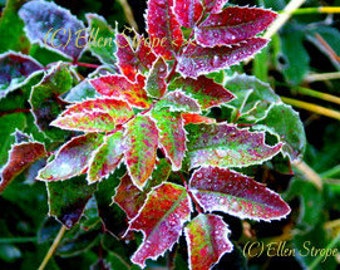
(51, 98), (134, 132)
(90, 74), (151, 109)
(170, 76), (234, 109)
(0, 142), (46, 193)
(185, 214), (233, 270)
(116, 34), (157, 81)
(195, 7), (277, 47)
(177, 38), (268, 78)
(128, 183), (192, 268)
(87, 131), (125, 182)
(204, 0), (229, 13)
(124, 115), (159, 190)
(189, 167), (291, 221)
(147, 0), (184, 59)
(174, 0), (203, 28)
(113, 159), (172, 219)
(146, 57), (168, 98)
(182, 113), (216, 125)
(37, 133), (103, 181)
(152, 109), (187, 171)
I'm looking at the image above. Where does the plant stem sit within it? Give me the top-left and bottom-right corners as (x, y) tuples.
(292, 160), (323, 190)
(320, 165), (340, 178)
(281, 96), (340, 120)
(263, 0), (306, 39)
(293, 86), (340, 106)
(38, 225), (67, 270)
(308, 233), (340, 270)
(0, 237), (37, 244)
(117, 0), (139, 31)
(292, 6), (340, 15)
(305, 72), (340, 82)
(73, 61), (100, 69)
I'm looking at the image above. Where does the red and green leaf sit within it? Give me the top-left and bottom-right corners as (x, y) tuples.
(152, 109), (187, 171)
(90, 74), (151, 109)
(87, 131), (125, 183)
(37, 133), (103, 181)
(128, 183), (192, 268)
(145, 57), (168, 98)
(113, 159), (172, 219)
(0, 52), (43, 98)
(19, 0), (86, 60)
(189, 166), (291, 221)
(177, 38), (268, 78)
(186, 123), (282, 169)
(47, 177), (97, 228)
(184, 214), (233, 270)
(29, 62), (73, 140)
(51, 98), (134, 133)
(146, 0), (184, 59)
(174, 0), (203, 28)
(195, 7), (277, 47)
(155, 90), (201, 113)
(116, 33), (157, 81)
(169, 76), (234, 109)
(0, 141), (46, 193)
(124, 115), (159, 190)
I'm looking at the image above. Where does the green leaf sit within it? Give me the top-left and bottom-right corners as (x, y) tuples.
(30, 62), (73, 140)
(86, 13), (117, 66)
(278, 25), (310, 85)
(63, 80), (99, 103)
(155, 90), (201, 113)
(145, 57), (168, 99)
(254, 103), (306, 161)
(186, 123), (282, 169)
(152, 109), (187, 170)
(0, 0), (30, 53)
(47, 176), (98, 228)
(87, 131), (125, 183)
(37, 133), (103, 181)
(124, 115), (159, 190)
(224, 74), (281, 123)
(0, 113), (26, 166)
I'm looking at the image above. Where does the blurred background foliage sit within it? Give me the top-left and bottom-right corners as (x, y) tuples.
(0, 0), (339, 269)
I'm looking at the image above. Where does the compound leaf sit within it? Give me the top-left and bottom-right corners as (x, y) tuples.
(186, 123), (282, 169)
(51, 98), (134, 133)
(128, 183), (191, 268)
(37, 133), (103, 181)
(184, 214), (233, 270)
(189, 166), (291, 221)
(124, 115), (158, 190)
(177, 38), (268, 78)
(19, 0), (86, 60)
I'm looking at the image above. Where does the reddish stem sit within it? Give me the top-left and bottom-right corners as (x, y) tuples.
(176, 172), (203, 214)
(0, 108), (31, 117)
(72, 60), (101, 69)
